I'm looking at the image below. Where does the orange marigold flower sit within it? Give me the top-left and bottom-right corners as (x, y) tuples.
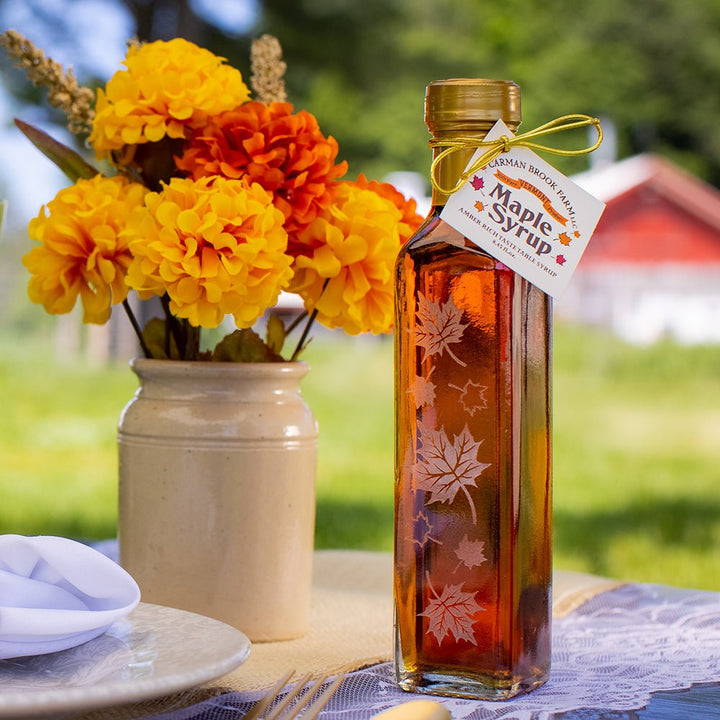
(90, 38), (250, 159)
(23, 174), (147, 323)
(288, 182), (403, 335)
(176, 101), (348, 247)
(354, 173), (424, 242)
(124, 176), (292, 329)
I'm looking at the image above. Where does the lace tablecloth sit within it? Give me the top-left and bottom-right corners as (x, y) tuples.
(143, 581), (720, 720)
(69, 548), (720, 719)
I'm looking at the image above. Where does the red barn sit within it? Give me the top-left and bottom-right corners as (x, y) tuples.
(559, 154), (720, 344)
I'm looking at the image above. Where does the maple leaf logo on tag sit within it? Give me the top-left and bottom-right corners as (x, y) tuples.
(470, 175), (484, 191)
(415, 293), (468, 367)
(420, 573), (484, 645)
(414, 420), (491, 524)
(454, 534), (487, 572)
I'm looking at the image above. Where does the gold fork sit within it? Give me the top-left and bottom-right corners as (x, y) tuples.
(244, 670), (345, 720)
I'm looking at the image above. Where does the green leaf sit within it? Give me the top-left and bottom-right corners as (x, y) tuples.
(14, 119), (99, 183)
(212, 329), (285, 363)
(141, 317), (180, 360)
(265, 313), (287, 355)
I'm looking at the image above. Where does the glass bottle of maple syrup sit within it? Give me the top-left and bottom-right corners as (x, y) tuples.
(393, 79), (552, 700)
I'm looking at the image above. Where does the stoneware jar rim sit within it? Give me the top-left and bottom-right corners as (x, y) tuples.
(129, 357), (310, 377)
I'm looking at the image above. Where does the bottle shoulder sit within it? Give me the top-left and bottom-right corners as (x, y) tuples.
(398, 211), (496, 264)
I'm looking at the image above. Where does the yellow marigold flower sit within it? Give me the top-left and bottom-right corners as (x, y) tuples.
(23, 174), (147, 323)
(354, 173), (424, 243)
(125, 176), (292, 328)
(90, 38), (250, 159)
(288, 182), (403, 335)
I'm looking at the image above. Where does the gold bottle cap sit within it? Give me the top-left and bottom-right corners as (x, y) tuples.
(425, 78), (522, 132)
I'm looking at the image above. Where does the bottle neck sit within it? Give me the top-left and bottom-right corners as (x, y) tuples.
(429, 122), (516, 208)
(430, 143), (477, 208)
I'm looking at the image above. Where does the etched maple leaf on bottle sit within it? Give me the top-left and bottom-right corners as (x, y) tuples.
(410, 374), (436, 408)
(453, 534), (487, 573)
(412, 510), (441, 548)
(449, 379), (488, 416)
(414, 419), (491, 524)
(415, 292), (468, 367)
(420, 572), (484, 645)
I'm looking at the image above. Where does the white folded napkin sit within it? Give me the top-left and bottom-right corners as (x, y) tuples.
(0, 534), (140, 659)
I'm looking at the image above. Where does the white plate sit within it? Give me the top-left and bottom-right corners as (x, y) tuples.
(0, 602), (251, 718)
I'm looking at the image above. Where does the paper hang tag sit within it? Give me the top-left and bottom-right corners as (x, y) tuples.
(440, 119), (606, 299)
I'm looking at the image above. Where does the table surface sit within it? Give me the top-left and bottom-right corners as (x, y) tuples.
(637, 684), (720, 719)
(72, 548), (720, 719)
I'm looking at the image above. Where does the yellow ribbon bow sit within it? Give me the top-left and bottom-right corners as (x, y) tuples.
(429, 114), (604, 195)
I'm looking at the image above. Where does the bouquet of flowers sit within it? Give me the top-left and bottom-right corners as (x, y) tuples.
(0, 31), (422, 361)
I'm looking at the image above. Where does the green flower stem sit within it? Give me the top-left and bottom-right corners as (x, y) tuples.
(160, 295), (183, 358)
(290, 307), (318, 361)
(284, 308), (309, 336)
(289, 279), (329, 361)
(122, 299), (152, 359)
(184, 323), (201, 361)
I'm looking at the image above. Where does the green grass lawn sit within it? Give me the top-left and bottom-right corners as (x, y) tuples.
(2, 322), (720, 590)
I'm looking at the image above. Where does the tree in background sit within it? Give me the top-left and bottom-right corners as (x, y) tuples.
(257, 0), (720, 184)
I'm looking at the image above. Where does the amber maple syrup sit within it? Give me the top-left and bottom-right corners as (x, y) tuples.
(393, 80), (552, 700)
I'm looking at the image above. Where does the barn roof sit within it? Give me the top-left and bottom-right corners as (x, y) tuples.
(572, 154), (720, 231)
